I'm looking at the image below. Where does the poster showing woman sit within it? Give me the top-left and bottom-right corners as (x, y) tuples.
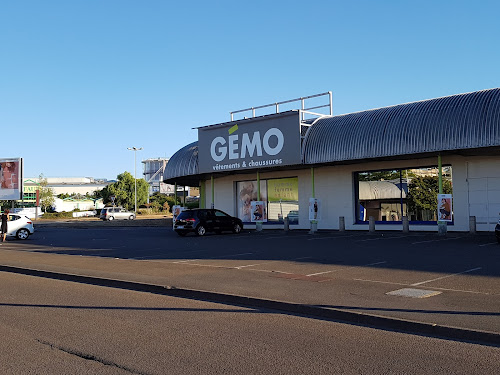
(237, 180), (267, 222)
(251, 201), (267, 222)
(437, 194), (452, 222)
(309, 198), (321, 221)
(172, 205), (185, 227)
(0, 158), (21, 200)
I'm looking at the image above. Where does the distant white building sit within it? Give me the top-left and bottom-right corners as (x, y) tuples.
(24, 177), (111, 196)
(52, 197), (104, 212)
(142, 158), (197, 197)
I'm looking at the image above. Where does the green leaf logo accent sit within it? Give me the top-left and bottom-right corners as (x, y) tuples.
(228, 124), (238, 135)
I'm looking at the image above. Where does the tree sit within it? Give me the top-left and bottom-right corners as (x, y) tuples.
(407, 176), (452, 220)
(38, 174), (55, 212)
(101, 171), (148, 210)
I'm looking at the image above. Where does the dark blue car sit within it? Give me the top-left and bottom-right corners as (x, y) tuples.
(174, 208), (243, 237)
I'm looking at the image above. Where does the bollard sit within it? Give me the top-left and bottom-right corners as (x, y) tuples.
(339, 216), (345, 232)
(309, 221), (318, 234)
(469, 216), (476, 234)
(437, 221), (447, 235)
(402, 216), (409, 233)
(284, 217), (289, 232)
(369, 216), (375, 233)
(256, 221), (263, 232)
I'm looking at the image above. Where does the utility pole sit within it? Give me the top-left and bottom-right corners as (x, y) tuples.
(127, 147), (143, 213)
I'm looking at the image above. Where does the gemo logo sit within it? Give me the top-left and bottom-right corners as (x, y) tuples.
(210, 128), (284, 162)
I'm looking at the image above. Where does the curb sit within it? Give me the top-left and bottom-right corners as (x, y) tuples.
(1, 264), (498, 347)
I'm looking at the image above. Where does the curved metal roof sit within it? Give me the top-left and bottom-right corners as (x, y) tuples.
(164, 141), (198, 181)
(303, 88), (500, 164)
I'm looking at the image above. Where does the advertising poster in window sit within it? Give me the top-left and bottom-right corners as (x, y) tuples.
(0, 158), (22, 200)
(267, 177), (298, 202)
(237, 180), (267, 222)
(172, 205), (185, 227)
(437, 194), (452, 222)
(251, 201), (267, 222)
(309, 198), (321, 221)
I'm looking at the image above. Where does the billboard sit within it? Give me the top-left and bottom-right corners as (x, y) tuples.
(0, 158), (22, 200)
(438, 194), (453, 222)
(198, 112), (302, 174)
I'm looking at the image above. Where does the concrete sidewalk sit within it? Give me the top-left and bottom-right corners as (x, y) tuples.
(0, 238), (499, 346)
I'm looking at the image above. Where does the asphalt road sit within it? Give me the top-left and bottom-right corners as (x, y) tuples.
(1, 271), (499, 375)
(2, 225), (499, 337)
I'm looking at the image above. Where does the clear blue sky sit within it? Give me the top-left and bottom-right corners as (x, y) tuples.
(2, 0), (499, 180)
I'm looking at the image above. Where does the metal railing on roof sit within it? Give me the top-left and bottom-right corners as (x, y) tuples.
(230, 92), (333, 122)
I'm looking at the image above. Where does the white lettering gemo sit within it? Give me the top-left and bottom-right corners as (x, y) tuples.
(210, 128), (284, 162)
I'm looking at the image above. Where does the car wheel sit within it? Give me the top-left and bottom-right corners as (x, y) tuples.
(16, 228), (30, 240)
(196, 225), (206, 236)
(129, 215), (135, 220)
(108, 216), (114, 221)
(232, 223), (242, 234)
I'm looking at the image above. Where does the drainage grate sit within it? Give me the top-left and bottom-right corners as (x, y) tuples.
(386, 288), (442, 298)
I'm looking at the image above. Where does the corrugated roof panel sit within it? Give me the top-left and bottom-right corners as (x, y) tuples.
(303, 88), (500, 164)
(164, 141), (198, 180)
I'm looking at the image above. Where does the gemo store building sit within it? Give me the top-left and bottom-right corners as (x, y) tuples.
(164, 88), (500, 232)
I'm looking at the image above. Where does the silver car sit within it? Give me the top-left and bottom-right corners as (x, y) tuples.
(100, 207), (136, 221)
(4, 214), (35, 240)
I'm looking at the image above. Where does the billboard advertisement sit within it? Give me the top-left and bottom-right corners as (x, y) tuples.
(0, 158), (22, 200)
(198, 112), (302, 174)
(267, 177), (299, 202)
(309, 198), (321, 221)
(437, 194), (453, 222)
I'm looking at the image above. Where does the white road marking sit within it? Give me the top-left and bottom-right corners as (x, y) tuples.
(410, 267), (482, 286)
(478, 242), (499, 247)
(261, 234), (312, 240)
(308, 234), (359, 241)
(171, 252), (254, 264)
(356, 236), (404, 242)
(234, 263), (264, 269)
(411, 237), (463, 245)
(354, 278), (491, 295)
(306, 261), (387, 277)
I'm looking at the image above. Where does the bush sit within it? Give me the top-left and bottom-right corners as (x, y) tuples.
(185, 201), (199, 209)
(40, 211), (74, 219)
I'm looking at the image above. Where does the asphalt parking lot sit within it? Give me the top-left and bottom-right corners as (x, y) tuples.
(1, 223), (499, 343)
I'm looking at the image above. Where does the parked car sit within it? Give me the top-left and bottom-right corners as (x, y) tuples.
(174, 208), (243, 236)
(495, 217), (500, 243)
(100, 207), (136, 221)
(4, 214), (35, 240)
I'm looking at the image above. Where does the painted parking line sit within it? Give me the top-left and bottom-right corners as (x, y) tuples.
(411, 237), (464, 245)
(410, 267), (482, 286)
(307, 234), (360, 241)
(356, 236), (405, 242)
(260, 234), (312, 240)
(354, 278), (491, 295)
(172, 252), (254, 264)
(234, 263), (265, 269)
(306, 261), (387, 277)
(478, 242), (499, 247)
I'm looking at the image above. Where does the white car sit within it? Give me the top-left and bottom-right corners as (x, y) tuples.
(5, 214), (35, 240)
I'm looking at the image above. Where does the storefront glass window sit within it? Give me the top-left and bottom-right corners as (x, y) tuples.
(356, 166), (452, 223)
(236, 180), (267, 223)
(236, 177), (299, 223)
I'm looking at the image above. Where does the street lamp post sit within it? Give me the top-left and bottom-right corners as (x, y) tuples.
(127, 147), (143, 213)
